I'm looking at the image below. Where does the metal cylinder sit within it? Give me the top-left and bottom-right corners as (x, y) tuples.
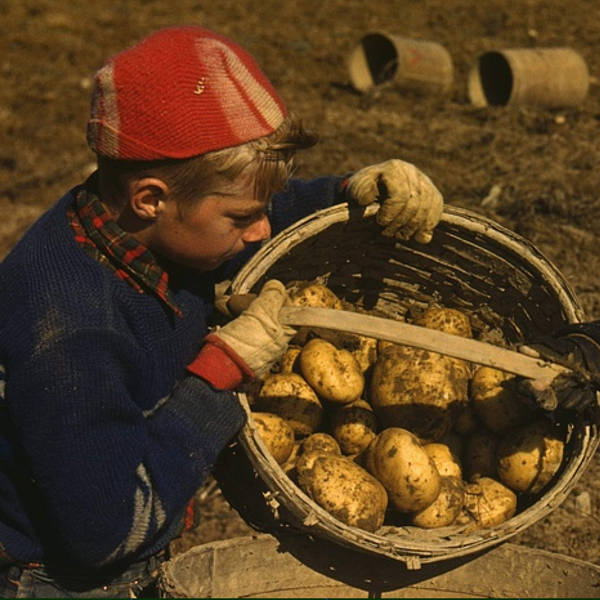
(468, 47), (589, 108)
(347, 32), (454, 94)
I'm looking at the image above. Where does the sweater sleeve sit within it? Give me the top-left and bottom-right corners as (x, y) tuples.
(7, 327), (245, 569)
(268, 175), (347, 235)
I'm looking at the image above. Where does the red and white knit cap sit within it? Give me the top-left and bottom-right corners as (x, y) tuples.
(87, 26), (287, 160)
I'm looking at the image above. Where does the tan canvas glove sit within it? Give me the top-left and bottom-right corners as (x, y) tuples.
(345, 159), (443, 243)
(210, 279), (296, 376)
(213, 279), (234, 318)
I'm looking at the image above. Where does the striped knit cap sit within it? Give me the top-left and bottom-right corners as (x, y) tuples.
(87, 26), (287, 159)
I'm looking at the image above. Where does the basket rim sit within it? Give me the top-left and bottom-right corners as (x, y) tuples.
(231, 202), (585, 323)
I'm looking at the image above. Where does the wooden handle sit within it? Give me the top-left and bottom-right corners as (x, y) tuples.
(279, 306), (568, 384)
(225, 297), (567, 384)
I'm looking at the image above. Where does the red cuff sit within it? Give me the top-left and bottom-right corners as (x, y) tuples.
(187, 334), (255, 390)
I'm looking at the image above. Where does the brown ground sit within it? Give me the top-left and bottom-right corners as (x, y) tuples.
(3, 0), (600, 572)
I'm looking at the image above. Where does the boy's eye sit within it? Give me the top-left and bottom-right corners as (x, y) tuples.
(232, 213), (260, 226)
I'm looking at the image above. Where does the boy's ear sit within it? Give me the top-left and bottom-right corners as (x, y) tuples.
(128, 177), (170, 220)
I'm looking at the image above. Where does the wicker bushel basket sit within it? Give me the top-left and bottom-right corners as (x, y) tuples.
(218, 202), (600, 569)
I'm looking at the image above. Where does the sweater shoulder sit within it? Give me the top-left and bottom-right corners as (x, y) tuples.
(269, 176), (345, 234)
(1, 190), (126, 338)
(2, 188), (86, 277)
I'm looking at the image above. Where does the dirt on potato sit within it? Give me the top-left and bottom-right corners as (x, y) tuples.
(3, 0), (600, 567)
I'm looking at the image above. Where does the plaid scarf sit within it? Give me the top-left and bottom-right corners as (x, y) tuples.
(67, 184), (183, 317)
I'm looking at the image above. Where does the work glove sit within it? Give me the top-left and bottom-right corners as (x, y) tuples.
(208, 279), (296, 377)
(517, 321), (600, 412)
(345, 159), (444, 243)
(213, 279), (257, 320)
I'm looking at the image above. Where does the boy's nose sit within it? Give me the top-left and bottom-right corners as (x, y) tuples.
(242, 214), (271, 243)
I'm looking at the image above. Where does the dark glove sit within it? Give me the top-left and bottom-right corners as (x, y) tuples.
(518, 321), (600, 412)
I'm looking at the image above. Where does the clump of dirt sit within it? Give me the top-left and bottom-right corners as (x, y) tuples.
(3, 0), (600, 568)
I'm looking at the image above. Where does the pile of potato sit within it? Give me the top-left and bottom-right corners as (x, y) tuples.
(245, 282), (566, 534)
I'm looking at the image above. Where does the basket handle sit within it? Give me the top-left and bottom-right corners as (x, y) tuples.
(226, 294), (567, 386)
(282, 306), (567, 382)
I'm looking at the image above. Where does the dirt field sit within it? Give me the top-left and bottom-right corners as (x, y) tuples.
(3, 0), (600, 571)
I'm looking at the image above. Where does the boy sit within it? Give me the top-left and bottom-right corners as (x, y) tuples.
(0, 26), (445, 597)
(0, 25), (598, 597)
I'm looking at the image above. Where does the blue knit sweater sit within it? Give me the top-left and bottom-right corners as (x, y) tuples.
(0, 175), (343, 571)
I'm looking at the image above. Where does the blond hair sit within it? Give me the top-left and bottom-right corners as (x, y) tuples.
(97, 114), (317, 212)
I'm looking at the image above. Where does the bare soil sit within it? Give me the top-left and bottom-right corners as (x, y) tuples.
(3, 0), (600, 571)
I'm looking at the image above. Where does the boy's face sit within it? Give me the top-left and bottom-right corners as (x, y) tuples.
(147, 182), (271, 271)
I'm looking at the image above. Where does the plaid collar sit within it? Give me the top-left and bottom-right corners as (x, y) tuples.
(67, 179), (183, 317)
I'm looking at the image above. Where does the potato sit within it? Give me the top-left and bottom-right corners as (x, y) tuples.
(288, 282), (344, 345)
(496, 420), (565, 494)
(313, 329), (377, 373)
(331, 399), (378, 455)
(413, 305), (473, 420)
(411, 476), (465, 528)
(296, 454), (388, 532)
(279, 345), (302, 374)
(294, 435), (342, 480)
(256, 373), (323, 436)
(453, 505), (477, 529)
(413, 306), (473, 338)
(350, 335), (378, 373)
(295, 450), (329, 478)
(281, 441), (301, 473)
(366, 428), (441, 512)
(299, 338), (364, 404)
(299, 432), (342, 457)
(377, 339), (397, 354)
(471, 366), (534, 433)
(288, 282), (343, 310)
(463, 429), (498, 482)
(251, 412), (295, 464)
(461, 477), (517, 528)
(323, 331), (378, 373)
(424, 442), (462, 479)
(370, 345), (468, 441)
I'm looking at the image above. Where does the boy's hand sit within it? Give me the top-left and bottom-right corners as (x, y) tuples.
(517, 322), (600, 412)
(209, 280), (296, 376)
(345, 159), (443, 243)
